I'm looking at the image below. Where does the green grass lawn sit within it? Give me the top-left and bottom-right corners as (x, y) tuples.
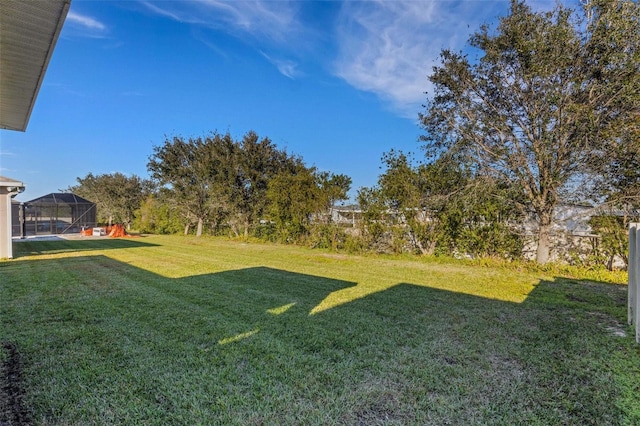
(1, 235), (639, 425)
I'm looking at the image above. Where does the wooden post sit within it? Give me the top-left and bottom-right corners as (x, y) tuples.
(636, 224), (640, 343)
(630, 223), (640, 343)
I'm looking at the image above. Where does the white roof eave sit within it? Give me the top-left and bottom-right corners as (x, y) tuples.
(0, 0), (71, 132)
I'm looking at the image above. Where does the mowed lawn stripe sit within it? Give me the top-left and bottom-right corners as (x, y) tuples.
(2, 235), (638, 425)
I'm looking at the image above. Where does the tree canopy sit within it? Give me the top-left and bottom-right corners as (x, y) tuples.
(147, 131), (351, 238)
(63, 1), (638, 266)
(358, 151), (523, 258)
(68, 172), (153, 228)
(420, 0), (640, 263)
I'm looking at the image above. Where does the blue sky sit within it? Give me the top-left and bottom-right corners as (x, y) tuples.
(1, 0), (559, 202)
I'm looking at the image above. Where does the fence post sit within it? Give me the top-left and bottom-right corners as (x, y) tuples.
(630, 223), (640, 343)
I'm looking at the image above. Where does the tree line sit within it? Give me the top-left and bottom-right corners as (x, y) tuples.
(69, 0), (639, 266)
(70, 130), (352, 242)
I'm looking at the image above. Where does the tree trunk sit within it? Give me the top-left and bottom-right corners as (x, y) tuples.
(196, 218), (203, 237)
(184, 223), (190, 236)
(231, 224), (240, 238)
(411, 231), (430, 255)
(243, 220), (249, 239)
(536, 222), (551, 264)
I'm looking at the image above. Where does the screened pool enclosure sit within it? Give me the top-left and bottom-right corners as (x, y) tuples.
(12, 193), (97, 237)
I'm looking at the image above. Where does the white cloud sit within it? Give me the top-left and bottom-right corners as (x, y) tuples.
(333, 1), (508, 118)
(66, 11), (107, 32)
(141, 1), (306, 77)
(260, 52), (300, 79)
(141, 0), (302, 44)
(139, 0), (563, 118)
(140, 1), (190, 23)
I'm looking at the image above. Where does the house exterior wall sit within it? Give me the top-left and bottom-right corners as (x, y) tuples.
(0, 187), (12, 258)
(0, 177), (25, 258)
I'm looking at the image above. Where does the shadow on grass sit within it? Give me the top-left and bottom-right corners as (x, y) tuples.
(327, 278), (633, 424)
(1, 254), (637, 425)
(11, 237), (159, 257)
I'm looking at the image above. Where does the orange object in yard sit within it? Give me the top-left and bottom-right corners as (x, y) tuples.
(107, 224), (127, 237)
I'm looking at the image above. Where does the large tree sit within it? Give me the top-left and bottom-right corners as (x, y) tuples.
(377, 151), (469, 255)
(420, 0), (640, 263)
(69, 172), (153, 229)
(267, 166), (320, 239)
(149, 136), (216, 236)
(315, 171), (352, 223)
(230, 131), (304, 238)
(148, 130), (304, 237)
(363, 150), (522, 257)
(266, 168), (353, 239)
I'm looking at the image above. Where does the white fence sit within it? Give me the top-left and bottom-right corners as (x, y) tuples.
(629, 223), (640, 343)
